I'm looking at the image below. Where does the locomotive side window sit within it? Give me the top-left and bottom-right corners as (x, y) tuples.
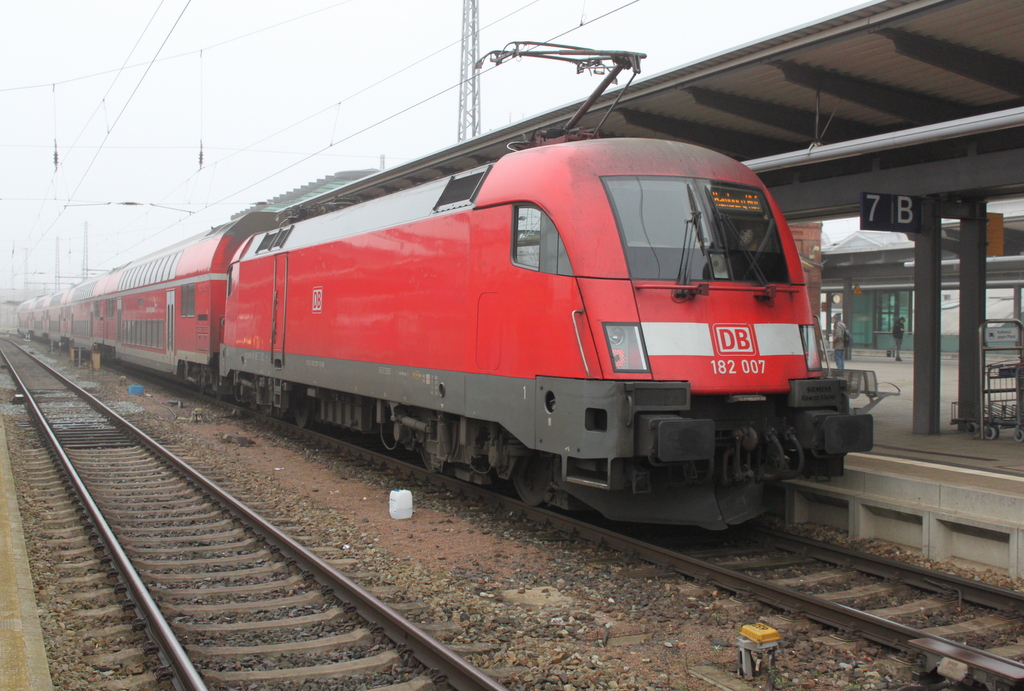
(513, 207), (541, 270)
(603, 176), (790, 285)
(512, 205), (573, 276)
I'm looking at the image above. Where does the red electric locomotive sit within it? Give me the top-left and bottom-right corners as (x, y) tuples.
(222, 137), (871, 528)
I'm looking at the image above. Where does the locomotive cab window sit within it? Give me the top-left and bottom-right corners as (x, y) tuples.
(512, 205), (573, 276)
(603, 176), (789, 285)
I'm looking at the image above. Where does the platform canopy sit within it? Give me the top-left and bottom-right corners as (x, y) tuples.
(282, 0), (1024, 223)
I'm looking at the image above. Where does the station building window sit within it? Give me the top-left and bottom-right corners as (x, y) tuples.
(875, 290), (912, 334)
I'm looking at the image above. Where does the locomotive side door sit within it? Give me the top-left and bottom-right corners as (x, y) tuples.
(166, 289), (175, 357)
(116, 298), (122, 350)
(270, 254), (288, 369)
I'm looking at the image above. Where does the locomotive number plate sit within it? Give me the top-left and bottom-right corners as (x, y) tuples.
(710, 359), (766, 375)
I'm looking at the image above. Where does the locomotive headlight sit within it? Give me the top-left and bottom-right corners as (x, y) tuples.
(603, 323), (650, 373)
(799, 324), (822, 370)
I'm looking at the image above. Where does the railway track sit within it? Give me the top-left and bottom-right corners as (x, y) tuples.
(114, 352), (1024, 689)
(0, 338), (507, 691)
(18, 340), (1024, 690)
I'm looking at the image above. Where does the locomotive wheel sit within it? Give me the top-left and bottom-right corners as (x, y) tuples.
(512, 457), (552, 507)
(293, 396), (313, 429)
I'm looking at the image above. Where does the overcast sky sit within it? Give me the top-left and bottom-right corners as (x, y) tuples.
(1, 0), (874, 293)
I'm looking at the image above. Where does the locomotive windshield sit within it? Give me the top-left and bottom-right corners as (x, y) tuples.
(603, 176), (790, 284)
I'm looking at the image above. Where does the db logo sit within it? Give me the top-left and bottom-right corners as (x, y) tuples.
(311, 287), (323, 314)
(713, 324), (756, 355)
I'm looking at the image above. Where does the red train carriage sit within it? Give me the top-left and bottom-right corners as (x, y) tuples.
(222, 138), (871, 528)
(29, 213), (277, 386)
(20, 293), (68, 346)
(16, 296), (52, 340)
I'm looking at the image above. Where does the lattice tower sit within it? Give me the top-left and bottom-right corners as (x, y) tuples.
(457, 0), (481, 142)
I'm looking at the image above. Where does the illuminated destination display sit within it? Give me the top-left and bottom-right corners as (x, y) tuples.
(710, 188), (764, 215)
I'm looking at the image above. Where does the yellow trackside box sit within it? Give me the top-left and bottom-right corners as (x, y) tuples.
(740, 623), (780, 643)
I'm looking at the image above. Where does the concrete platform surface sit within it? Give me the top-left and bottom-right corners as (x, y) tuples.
(839, 352), (1024, 465)
(780, 352), (1024, 575)
(0, 417), (53, 690)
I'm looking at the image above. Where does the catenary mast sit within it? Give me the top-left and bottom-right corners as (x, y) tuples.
(457, 0), (480, 142)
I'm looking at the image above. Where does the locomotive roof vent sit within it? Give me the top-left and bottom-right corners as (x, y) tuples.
(254, 225), (294, 254)
(433, 167), (490, 214)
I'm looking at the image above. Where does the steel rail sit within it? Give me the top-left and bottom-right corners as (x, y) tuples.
(528, 515), (1024, 688)
(236, 408), (1024, 687)
(104, 354), (1024, 688)
(278, 431), (1024, 687)
(754, 527), (1024, 614)
(3, 340), (508, 691)
(0, 341), (209, 691)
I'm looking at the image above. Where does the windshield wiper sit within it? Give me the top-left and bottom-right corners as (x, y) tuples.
(704, 189), (768, 287)
(677, 185), (704, 286)
(750, 218), (777, 271)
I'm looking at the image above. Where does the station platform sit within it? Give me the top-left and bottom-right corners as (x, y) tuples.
(0, 417), (53, 690)
(842, 352), (1024, 465)
(780, 352), (1024, 577)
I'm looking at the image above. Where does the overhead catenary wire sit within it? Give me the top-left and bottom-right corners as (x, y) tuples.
(28, 0), (182, 257)
(25, 1), (168, 267)
(210, 0), (642, 205)
(40, 0), (548, 270)
(22, 0), (170, 289)
(105, 0), (566, 263)
(0, 0), (364, 94)
(198, 49), (204, 170)
(52, 84), (58, 170)
(36, 0), (643, 273)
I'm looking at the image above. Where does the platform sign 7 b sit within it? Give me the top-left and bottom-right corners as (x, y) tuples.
(860, 193), (923, 234)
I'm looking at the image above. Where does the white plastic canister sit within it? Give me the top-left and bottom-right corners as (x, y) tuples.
(389, 489), (413, 519)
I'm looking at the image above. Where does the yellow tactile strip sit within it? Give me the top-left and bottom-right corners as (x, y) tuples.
(0, 415), (54, 691)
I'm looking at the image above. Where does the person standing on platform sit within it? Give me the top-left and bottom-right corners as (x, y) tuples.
(892, 316), (905, 361)
(831, 314), (847, 370)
